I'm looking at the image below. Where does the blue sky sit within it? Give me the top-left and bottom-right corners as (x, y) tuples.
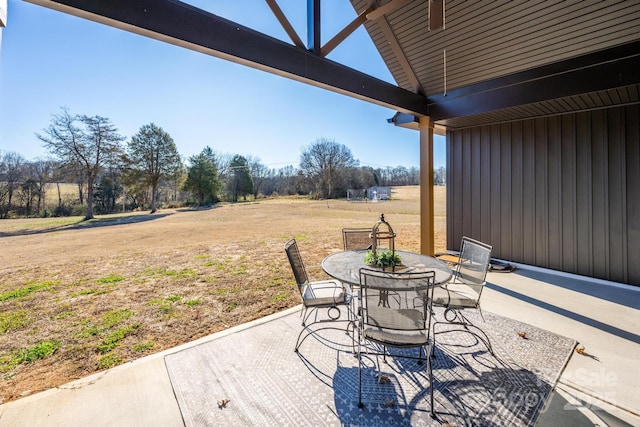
(0, 0), (445, 170)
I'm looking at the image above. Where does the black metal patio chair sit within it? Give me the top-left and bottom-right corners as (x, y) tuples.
(341, 227), (373, 251)
(284, 238), (353, 351)
(432, 236), (494, 354)
(357, 268), (436, 415)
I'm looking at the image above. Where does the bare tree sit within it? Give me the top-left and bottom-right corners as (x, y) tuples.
(37, 108), (124, 220)
(0, 151), (25, 218)
(31, 159), (54, 215)
(299, 138), (358, 198)
(246, 156), (269, 198)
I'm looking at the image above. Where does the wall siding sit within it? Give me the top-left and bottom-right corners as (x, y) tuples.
(447, 104), (640, 285)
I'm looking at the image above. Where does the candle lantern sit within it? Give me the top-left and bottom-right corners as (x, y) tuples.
(371, 213), (396, 262)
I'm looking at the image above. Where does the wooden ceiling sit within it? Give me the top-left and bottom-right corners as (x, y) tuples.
(351, 0), (640, 129)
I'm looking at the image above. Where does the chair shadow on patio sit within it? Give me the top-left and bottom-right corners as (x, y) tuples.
(294, 309), (572, 426)
(430, 343), (554, 426)
(164, 308), (574, 426)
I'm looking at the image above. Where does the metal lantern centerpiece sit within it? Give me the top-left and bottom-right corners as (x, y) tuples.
(371, 213), (396, 263)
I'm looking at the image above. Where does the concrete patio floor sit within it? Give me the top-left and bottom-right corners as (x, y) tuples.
(0, 264), (639, 426)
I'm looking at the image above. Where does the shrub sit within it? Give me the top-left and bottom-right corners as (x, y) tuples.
(54, 205), (72, 217)
(71, 205), (86, 216)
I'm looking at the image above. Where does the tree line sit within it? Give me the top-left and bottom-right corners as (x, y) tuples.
(1, 109), (444, 219)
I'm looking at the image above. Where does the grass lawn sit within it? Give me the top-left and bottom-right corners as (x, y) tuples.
(0, 185), (445, 403)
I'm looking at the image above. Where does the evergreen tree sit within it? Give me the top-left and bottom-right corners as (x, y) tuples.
(183, 147), (221, 205)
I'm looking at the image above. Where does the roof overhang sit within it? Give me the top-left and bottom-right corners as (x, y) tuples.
(427, 41), (640, 127)
(25, 0), (429, 117)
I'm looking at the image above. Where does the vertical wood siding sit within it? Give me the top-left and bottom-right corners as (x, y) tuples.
(446, 105), (640, 285)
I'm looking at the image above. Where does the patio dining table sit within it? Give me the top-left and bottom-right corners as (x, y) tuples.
(322, 249), (453, 286)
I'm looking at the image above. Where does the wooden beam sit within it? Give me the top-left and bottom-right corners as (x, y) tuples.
(366, 0), (412, 21)
(376, 15), (424, 95)
(307, 0), (320, 53)
(419, 116), (435, 256)
(265, 0), (304, 48)
(26, 0), (429, 116)
(320, 6), (372, 57)
(428, 41), (640, 120)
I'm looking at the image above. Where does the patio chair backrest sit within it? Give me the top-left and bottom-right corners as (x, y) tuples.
(284, 238), (309, 286)
(342, 228), (373, 251)
(456, 237), (492, 288)
(359, 268), (435, 336)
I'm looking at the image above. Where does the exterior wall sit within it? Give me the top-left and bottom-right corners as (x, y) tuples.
(446, 104), (640, 285)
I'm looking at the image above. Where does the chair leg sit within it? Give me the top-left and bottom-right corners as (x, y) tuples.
(295, 305), (355, 353)
(428, 343), (435, 417)
(358, 330), (364, 408)
(301, 305), (316, 327)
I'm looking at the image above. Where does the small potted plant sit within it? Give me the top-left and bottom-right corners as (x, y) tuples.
(364, 249), (402, 271)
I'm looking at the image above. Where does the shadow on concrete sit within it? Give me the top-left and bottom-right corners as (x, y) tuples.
(512, 268), (640, 309)
(486, 282), (640, 345)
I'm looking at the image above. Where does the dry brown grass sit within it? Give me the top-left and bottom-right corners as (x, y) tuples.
(0, 185), (445, 403)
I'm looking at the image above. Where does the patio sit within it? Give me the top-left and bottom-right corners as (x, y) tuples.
(0, 264), (638, 426)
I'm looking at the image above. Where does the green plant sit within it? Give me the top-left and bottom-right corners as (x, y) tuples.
(101, 309), (134, 329)
(97, 324), (139, 354)
(364, 249), (402, 269)
(96, 274), (126, 284)
(55, 310), (75, 320)
(18, 340), (61, 363)
(132, 341), (155, 353)
(0, 281), (59, 302)
(0, 354), (19, 373)
(97, 353), (122, 369)
(0, 310), (31, 334)
(270, 293), (287, 303)
(78, 308), (135, 339)
(71, 289), (95, 297)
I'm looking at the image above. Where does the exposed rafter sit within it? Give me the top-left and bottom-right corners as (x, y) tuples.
(26, 0), (429, 116)
(366, 0), (412, 21)
(321, 6), (373, 57)
(375, 16), (424, 95)
(263, 1), (373, 59)
(265, 0), (304, 49)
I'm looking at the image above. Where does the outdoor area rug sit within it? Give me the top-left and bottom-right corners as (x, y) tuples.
(165, 308), (576, 426)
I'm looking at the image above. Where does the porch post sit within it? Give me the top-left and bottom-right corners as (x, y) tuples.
(419, 116), (435, 255)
